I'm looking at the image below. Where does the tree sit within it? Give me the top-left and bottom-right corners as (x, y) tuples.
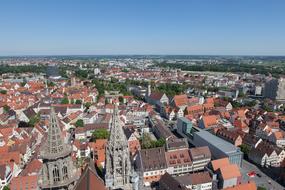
(96, 165), (104, 178)
(92, 128), (110, 140)
(0, 65), (47, 75)
(20, 78), (27, 87)
(157, 83), (187, 97)
(244, 100), (257, 107)
(140, 133), (166, 149)
(119, 96), (124, 103)
(28, 114), (40, 127)
(140, 133), (154, 149)
(263, 104), (274, 112)
(75, 99), (82, 104)
(239, 144), (250, 159)
(92, 79), (105, 97)
(257, 187), (267, 190)
(238, 91), (246, 98)
(3, 186), (10, 190)
(84, 102), (92, 109)
(61, 96), (69, 104)
(75, 69), (88, 79)
(3, 105), (10, 113)
(75, 119), (84, 128)
(155, 138), (166, 147)
(47, 81), (55, 87)
(231, 100), (243, 108)
(0, 89), (7, 94)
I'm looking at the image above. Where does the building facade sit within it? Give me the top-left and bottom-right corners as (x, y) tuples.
(264, 77), (285, 102)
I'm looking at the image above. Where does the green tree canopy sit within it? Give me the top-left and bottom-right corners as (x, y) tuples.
(3, 186), (10, 190)
(239, 144), (250, 159)
(75, 99), (82, 104)
(84, 102), (92, 109)
(92, 128), (110, 140)
(140, 133), (166, 149)
(20, 78), (27, 87)
(75, 119), (84, 128)
(75, 69), (88, 79)
(61, 96), (69, 104)
(47, 81), (55, 87)
(0, 89), (7, 94)
(3, 105), (10, 113)
(119, 96), (124, 103)
(257, 187), (267, 190)
(28, 114), (40, 127)
(0, 65), (47, 75)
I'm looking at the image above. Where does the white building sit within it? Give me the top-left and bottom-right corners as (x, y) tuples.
(0, 165), (12, 190)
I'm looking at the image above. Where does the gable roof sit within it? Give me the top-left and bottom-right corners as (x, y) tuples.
(186, 104), (203, 113)
(165, 149), (192, 167)
(172, 94), (188, 107)
(23, 107), (36, 119)
(73, 160), (107, 190)
(159, 172), (188, 190)
(139, 147), (167, 172)
(190, 146), (211, 161)
(274, 131), (284, 140)
(211, 158), (230, 171)
(175, 171), (212, 186)
(149, 92), (165, 101)
(202, 115), (219, 128)
(0, 165), (9, 180)
(219, 164), (241, 180)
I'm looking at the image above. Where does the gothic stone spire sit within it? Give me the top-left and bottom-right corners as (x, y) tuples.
(105, 105), (132, 190)
(41, 107), (72, 160)
(38, 107), (78, 190)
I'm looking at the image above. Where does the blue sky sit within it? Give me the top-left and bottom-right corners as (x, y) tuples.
(0, 0), (284, 56)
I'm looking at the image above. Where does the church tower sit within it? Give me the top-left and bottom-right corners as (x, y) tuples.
(38, 107), (78, 190)
(105, 106), (133, 190)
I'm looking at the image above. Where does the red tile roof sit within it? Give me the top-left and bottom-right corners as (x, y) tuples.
(223, 181), (257, 190)
(172, 94), (188, 107)
(165, 149), (192, 167)
(10, 175), (38, 190)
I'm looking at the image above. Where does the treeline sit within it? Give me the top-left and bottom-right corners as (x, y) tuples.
(92, 78), (131, 97)
(92, 77), (188, 98)
(157, 83), (188, 97)
(0, 65), (47, 74)
(156, 62), (285, 77)
(75, 69), (89, 79)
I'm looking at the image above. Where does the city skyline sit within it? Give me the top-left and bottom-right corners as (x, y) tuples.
(0, 0), (285, 56)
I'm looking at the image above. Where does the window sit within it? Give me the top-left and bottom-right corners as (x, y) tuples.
(52, 165), (60, 182)
(62, 165), (68, 180)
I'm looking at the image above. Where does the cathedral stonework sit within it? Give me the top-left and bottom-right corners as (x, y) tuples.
(105, 106), (138, 190)
(38, 107), (78, 190)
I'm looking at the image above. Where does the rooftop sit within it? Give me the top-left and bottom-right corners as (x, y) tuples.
(223, 181), (256, 190)
(195, 130), (240, 154)
(175, 171), (212, 186)
(140, 147), (167, 172)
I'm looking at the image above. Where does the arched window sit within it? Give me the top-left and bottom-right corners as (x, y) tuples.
(62, 165), (68, 180)
(52, 165), (60, 182)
